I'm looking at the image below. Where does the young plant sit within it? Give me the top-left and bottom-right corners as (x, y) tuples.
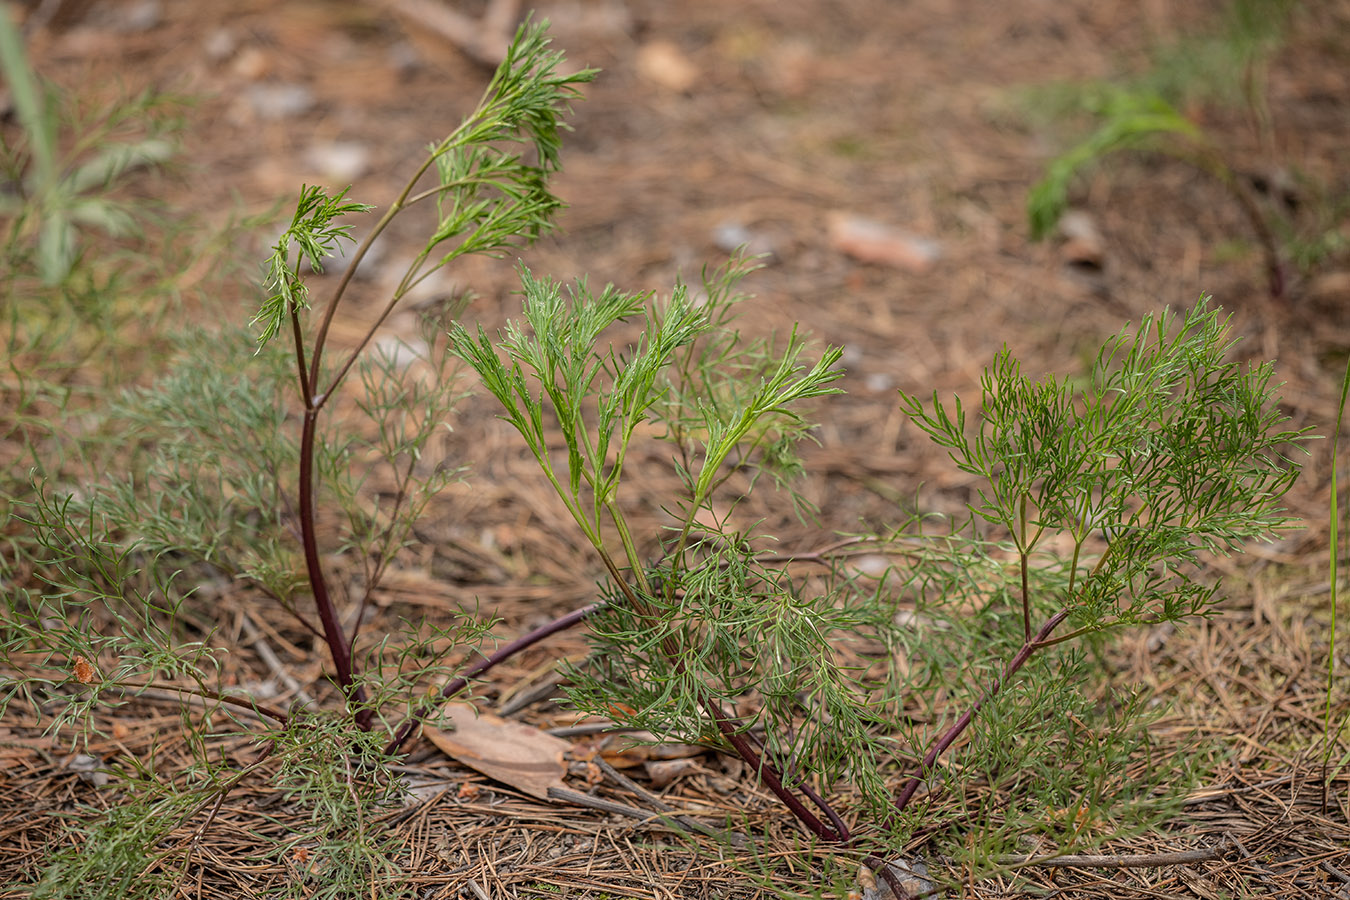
(1025, 0), (1302, 300)
(1026, 85), (1286, 299)
(0, 14), (1313, 896)
(3, 20), (595, 897)
(245, 19), (595, 722)
(451, 267), (1304, 893)
(0, 5), (200, 514)
(450, 258), (891, 836)
(892, 298), (1306, 822)
(0, 9), (177, 286)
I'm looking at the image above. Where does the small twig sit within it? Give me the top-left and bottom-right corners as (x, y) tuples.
(464, 878), (493, 900)
(1182, 773), (1296, 806)
(592, 755), (671, 811)
(240, 610), (316, 709)
(1229, 833), (1284, 895)
(385, 600), (605, 756)
(592, 755), (749, 847)
(702, 696), (846, 842)
(546, 786), (678, 822)
(997, 842), (1227, 869)
(545, 786), (719, 840)
(546, 722), (645, 738)
(1321, 860), (1350, 885)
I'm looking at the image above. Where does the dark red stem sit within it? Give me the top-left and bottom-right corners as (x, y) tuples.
(298, 407), (369, 724)
(793, 770), (851, 841)
(384, 599), (606, 756)
(705, 701), (846, 842)
(892, 608), (1072, 813)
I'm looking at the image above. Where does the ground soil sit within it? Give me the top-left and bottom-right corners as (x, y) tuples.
(3, 0), (1350, 897)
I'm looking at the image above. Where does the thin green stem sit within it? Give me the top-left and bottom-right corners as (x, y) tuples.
(1020, 493), (1031, 643)
(287, 295), (312, 406)
(1323, 354), (1350, 808)
(605, 500), (650, 592)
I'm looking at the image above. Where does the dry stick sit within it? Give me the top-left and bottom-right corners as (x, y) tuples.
(545, 786), (687, 825)
(547, 785), (747, 846)
(240, 610), (316, 709)
(996, 843), (1227, 869)
(592, 754), (750, 848)
(893, 609), (1072, 813)
(384, 600), (606, 756)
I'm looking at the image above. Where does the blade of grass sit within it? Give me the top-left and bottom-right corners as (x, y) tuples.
(1324, 354), (1350, 807)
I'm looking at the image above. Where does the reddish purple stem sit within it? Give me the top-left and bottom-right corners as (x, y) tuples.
(384, 600), (605, 756)
(893, 608), (1071, 813)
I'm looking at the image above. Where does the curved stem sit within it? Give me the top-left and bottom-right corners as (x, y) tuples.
(112, 680), (290, 726)
(788, 763), (851, 841)
(384, 600), (606, 756)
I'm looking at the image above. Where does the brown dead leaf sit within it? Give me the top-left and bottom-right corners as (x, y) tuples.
(425, 704), (570, 801)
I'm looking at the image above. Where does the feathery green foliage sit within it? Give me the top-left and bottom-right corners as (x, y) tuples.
(0, 14), (1317, 898)
(901, 299), (1303, 640)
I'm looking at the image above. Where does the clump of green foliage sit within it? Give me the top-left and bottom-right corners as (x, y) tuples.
(3, 17), (595, 898)
(0, 13), (1311, 899)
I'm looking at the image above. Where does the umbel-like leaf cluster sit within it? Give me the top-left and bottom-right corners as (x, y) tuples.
(901, 299), (1303, 642)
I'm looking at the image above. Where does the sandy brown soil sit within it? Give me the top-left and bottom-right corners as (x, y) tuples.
(3, 0), (1350, 897)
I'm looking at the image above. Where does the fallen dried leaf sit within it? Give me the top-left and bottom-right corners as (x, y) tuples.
(425, 704), (570, 801)
(72, 656), (97, 684)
